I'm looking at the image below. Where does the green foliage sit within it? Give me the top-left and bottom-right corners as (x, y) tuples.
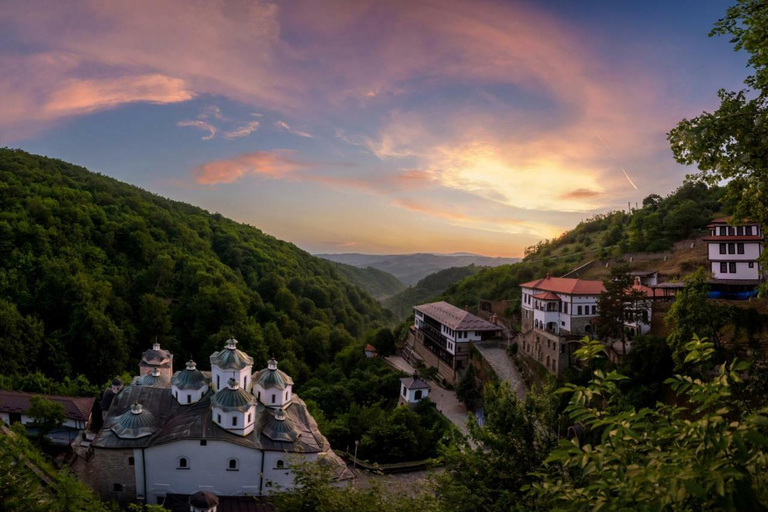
(530, 336), (768, 511)
(617, 334), (674, 408)
(372, 327), (397, 357)
(0, 371), (102, 397)
(435, 383), (557, 512)
(0, 149), (391, 384)
(384, 265), (484, 319)
(666, 268), (728, 368)
(329, 262), (406, 300)
(597, 264), (648, 354)
(27, 396), (66, 438)
(455, 364), (481, 409)
(273, 460), (438, 512)
(0, 429), (111, 512)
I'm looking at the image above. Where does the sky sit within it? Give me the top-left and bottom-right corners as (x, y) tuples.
(0, 0), (750, 257)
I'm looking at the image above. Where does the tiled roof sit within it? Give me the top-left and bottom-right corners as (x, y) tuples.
(520, 277), (605, 295)
(703, 235), (764, 242)
(413, 301), (499, 331)
(0, 390), (95, 422)
(631, 284), (665, 298)
(707, 216), (756, 226)
(400, 375), (431, 390)
(364, 344), (376, 352)
(531, 292), (561, 301)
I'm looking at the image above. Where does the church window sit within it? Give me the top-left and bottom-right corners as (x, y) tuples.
(174, 391), (178, 399)
(276, 460), (285, 469)
(200, 440), (207, 446)
(128, 456), (134, 466)
(228, 459), (239, 471)
(232, 416), (238, 427)
(285, 391), (289, 401)
(187, 394), (191, 404)
(217, 414), (221, 424)
(248, 413), (252, 423)
(415, 390), (423, 400)
(178, 457), (188, 469)
(217, 375), (220, 389)
(258, 391), (261, 400)
(271, 394), (276, 404)
(113, 483), (123, 492)
(244, 376), (248, 389)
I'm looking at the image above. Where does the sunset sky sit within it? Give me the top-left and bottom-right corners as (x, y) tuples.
(0, 0), (748, 257)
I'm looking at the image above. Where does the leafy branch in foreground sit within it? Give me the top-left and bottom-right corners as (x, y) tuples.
(529, 336), (768, 511)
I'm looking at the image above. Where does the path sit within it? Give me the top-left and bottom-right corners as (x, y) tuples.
(474, 342), (526, 400)
(384, 356), (470, 435)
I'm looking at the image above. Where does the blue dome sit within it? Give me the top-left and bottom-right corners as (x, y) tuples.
(111, 403), (156, 439)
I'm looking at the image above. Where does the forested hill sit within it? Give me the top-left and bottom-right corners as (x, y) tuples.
(328, 262), (406, 300)
(384, 265), (483, 319)
(0, 149), (392, 385)
(441, 182), (729, 309)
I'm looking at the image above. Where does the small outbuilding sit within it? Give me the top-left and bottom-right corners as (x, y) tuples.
(364, 344), (377, 358)
(399, 373), (431, 406)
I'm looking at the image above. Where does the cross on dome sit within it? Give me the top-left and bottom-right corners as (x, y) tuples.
(268, 358), (278, 370)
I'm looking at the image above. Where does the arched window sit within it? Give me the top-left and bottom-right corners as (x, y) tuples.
(228, 458), (238, 471)
(128, 456), (134, 466)
(178, 457), (189, 469)
(276, 460), (285, 469)
(414, 390), (423, 400)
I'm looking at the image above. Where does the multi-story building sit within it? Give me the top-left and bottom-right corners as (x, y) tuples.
(403, 301), (501, 385)
(704, 217), (763, 282)
(74, 338), (350, 506)
(519, 276), (605, 375)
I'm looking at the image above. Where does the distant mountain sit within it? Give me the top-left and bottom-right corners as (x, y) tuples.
(316, 252), (521, 285)
(384, 265), (483, 319)
(329, 262), (406, 300)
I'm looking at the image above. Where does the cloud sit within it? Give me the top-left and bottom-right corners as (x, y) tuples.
(223, 121), (261, 139)
(275, 121), (314, 138)
(560, 188), (602, 200)
(177, 119), (217, 140)
(192, 150), (306, 185)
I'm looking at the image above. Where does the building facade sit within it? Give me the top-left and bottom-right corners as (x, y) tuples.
(402, 301), (501, 385)
(75, 340), (350, 506)
(705, 217), (763, 282)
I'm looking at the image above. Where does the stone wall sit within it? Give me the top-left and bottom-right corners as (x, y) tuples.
(73, 447), (137, 505)
(519, 328), (570, 376)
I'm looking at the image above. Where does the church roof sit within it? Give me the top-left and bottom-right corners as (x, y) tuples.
(212, 383), (256, 412)
(140, 369), (169, 387)
(400, 374), (431, 390)
(92, 382), (330, 454)
(253, 359), (293, 390)
(261, 408), (299, 442)
(189, 491), (219, 509)
(210, 338), (254, 371)
(171, 361), (209, 390)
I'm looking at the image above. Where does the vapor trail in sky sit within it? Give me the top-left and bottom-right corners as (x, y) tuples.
(595, 134), (639, 190)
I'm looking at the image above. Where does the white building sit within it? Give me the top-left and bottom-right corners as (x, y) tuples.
(0, 390), (95, 444)
(76, 339), (351, 506)
(398, 374), (430, 406)
(705, 217), (763, 282)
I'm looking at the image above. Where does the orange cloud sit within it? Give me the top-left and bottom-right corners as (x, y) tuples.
(223, 121), (261, 139)
(193, 151), (305, 185)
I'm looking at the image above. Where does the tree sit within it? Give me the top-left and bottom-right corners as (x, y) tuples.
(372, 327), (397, 356)
(668, 0), (768, 290)
(27, 396), (65, 442)
(665, 268), (727, 367)
(597, 265), (647, 355)
(435, 383), (557, 512)
(529, 336), (768, 511)
(455, 364), (481, 409)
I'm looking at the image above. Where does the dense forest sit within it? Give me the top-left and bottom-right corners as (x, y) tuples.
(0, 149), (394, 387)
(384, 265), (483, 319)
(440, 182), (729, 311)
(327, 262), (406, 300)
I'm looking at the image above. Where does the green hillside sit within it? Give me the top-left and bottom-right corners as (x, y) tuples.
(329, 262), (406, 300)
(384, 265), (483, 318)
(0, 149), (393, 385)
(441, 182), (728, 309)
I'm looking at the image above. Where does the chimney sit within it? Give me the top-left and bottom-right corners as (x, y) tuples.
(464, 305), (469, 311)
(491, 314), (498, 325)
(635, 276), (641, 286)
(546, 273), (551, 279)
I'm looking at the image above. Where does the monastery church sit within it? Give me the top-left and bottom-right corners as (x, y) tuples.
(74, 339), (350, 506)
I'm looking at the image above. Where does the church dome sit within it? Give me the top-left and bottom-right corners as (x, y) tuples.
(253, 358), (294, 390)
(140, 368), (169, 386)
(209, 338), (253, 371)
(212, 378), (256, 412)
(189, 491), (219, 510)
(111, 403), (156, 439)
(262, 407), (299, 442)
(171, 360), (208, 390)
(141, 342), (172, 366)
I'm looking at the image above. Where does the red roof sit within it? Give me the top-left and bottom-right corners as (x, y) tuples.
(521, 277), (605, 295)
(631, 283), (665, 298)
(364, 344), (376, 352)
(531, 292), (561, 301)
(707, 216), (757, 227)
(0, 390), (95, 422)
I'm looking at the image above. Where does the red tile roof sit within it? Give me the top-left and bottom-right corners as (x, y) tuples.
(364, 344), (376, 352)
(0, 390), (95, 422)
(707, 216), (757, 227)
(531, 292), (561, 301)
(631, 284), (665, 298)
(521, 277), (605, 295)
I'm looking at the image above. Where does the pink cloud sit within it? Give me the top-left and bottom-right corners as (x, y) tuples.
(223, 121), (261, 139)
(177, 119), (217, 140)
(193, 150), (306, 185)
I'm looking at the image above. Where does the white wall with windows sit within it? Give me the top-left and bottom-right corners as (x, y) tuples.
(400, 383), (429, 403)
(171, 385), (208, 406)
(212, 366), (252, 393)
(711, 260), (760, 280)
(211, 405), (257, 436)
(254, 384), (292, 408)
(708, 242), (761, 261)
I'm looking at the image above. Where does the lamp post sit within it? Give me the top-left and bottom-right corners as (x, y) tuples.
(353, 440), (359, 471)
